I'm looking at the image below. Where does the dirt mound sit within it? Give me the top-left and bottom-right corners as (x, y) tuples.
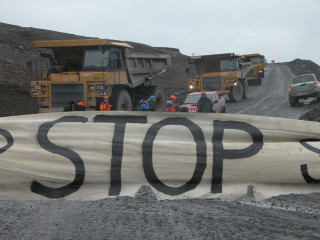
(300, 104), (320, 121)
(284, 58), (320, 80)
(0, 59), (38, 116)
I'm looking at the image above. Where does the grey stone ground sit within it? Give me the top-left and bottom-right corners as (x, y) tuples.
(0, 186), (319, 240)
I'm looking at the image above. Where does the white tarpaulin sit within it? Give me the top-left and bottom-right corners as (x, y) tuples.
(0, 111), (319, 201)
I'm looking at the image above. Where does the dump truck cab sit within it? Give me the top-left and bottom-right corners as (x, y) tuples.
(243, 53), (266, 85)
(28, 39), (171, 112)
(188, 53), (251, 102)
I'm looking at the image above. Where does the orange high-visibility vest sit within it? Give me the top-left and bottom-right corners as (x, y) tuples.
(165, 100), (175, 112)
(100, 102), (111, 111)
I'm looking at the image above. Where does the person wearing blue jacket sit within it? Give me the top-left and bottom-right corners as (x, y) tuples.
(139, 99), (150, 111)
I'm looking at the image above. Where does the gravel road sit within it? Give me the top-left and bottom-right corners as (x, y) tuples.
(227, 64), (320, 119)
(0, 64), (320, 240)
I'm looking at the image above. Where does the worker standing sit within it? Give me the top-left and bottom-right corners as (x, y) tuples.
(197, 91), (213, 112)
(139, 99), (150, 111)
(74, 100), (85, 111)
(165, 95), (176, 112)
(148, 95), (156, 111)
(100, 96), (111, 111)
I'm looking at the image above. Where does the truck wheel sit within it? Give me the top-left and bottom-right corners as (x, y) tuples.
(112, 89), (132, 110)
(289, 96), (298, 107)
(228, 83), (243, 102)
(256, 76), (262, 85)
(144, 86), (165, 111)
(241, 79), (248, 99)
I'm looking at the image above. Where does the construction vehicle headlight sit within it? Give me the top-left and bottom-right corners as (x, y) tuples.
(233, 82), (237, 86)
(34, 85), (41, 90)
(32, 92), (38, 96)
(225, 79), (229, 83)
(189, 85), (194, 89)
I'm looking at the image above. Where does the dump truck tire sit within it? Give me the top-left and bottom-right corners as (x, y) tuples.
(256, 76), (262, 85)
(228, 83), (243, 102)
(242, 79), (248, 99)
(144, 86), (165, 111)
(112, 88), (132, 111)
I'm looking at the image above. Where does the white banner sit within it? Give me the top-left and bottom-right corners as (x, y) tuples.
(0, 111), (319, 201)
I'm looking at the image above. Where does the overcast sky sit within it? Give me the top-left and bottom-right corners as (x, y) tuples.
(0, 0), (319, 65)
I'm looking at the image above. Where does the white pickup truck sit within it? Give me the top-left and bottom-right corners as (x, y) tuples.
(288, 74), (320, 107)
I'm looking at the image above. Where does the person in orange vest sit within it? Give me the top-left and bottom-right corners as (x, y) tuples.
(100, 96), (112, 111)
(75, 100), (85, 111)
(165, 95), (176, 112)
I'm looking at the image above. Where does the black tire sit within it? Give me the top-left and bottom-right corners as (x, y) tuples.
(144, 86), (166, 111)
(111, 88), (132, 111)
(228, 81), (243, 102)
(256, 76), (262, 85)
(289, 96), (298, 107)
(241, 79), (248, 99)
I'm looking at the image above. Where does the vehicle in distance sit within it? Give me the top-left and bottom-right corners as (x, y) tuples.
(178, 91), (226, 113)
(188, 53), (251, 102)
(288, 74), (320, 106)
(242, 53), (266, 85)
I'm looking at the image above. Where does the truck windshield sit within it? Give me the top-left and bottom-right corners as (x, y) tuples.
(220, 59), (237, 71)
(250, 56), (264, 64)
(83, 49), (110, 71)
(83, 48), (124, 71)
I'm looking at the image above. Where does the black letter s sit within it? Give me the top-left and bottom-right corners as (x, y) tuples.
(31, 116), (87, 198)
(300, 139), (320, 183)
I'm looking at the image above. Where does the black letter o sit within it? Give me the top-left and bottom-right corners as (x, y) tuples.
(0, 129), (13, 154)
(143, 117), (206, 195)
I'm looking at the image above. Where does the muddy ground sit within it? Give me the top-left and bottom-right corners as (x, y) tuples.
(0, 22), (320, 239)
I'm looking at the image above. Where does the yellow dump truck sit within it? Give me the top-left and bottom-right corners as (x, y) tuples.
(28, 39), (171, 112)
(188, 53), (251, 102)
(242, 53), (266, 85)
